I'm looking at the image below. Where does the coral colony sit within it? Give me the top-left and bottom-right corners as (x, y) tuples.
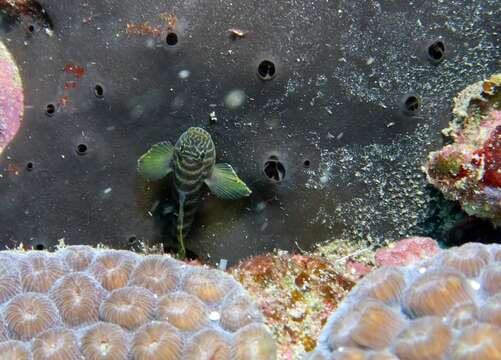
(0, 246), (276, 360)
(310, 242), (501, 359)
(0, 41), (23, 156)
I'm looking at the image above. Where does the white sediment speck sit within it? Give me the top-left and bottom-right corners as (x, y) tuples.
(103, 187), (112, 195)
(224, 89), (246, 109)
(178, 70), (190, 79)
(256, 202), (267, 212)
(209, 311), (220, 321)
(209, 111), (217, 122)
(418, 267), (427, 274)
(469, 279), (480, 290)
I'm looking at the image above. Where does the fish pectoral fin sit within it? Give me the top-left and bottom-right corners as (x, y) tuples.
(205, 163), (252, 199)
(137, 141), (174, 180)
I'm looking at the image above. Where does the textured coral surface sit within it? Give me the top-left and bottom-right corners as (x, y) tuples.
(0, 41), (23, 155)
(310, 242), (501, 359)
(0, 246), (275, 360)
(231, 251), (355, 360)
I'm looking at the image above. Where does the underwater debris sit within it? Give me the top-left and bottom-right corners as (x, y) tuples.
(230, 250), (355, 359)
(137, 127), (252, 258)
(310, 242), (501, 359)
(228, 28), (248, 38)
(0, 41), (23, 157)
(425, 73), (501, 224)
(126, 13), (177, 39)
(126, 22), (162, 37)
(0, 246), (275, 359)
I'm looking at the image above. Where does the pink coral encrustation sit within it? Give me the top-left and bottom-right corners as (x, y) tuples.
(0, 41), (23, 155)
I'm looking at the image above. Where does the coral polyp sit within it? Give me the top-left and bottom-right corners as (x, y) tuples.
(402, 270), (473, 317)
(0, 247), (273, 359)
(4, 292), (59, 340)
(220, 296), (263, 332)
(393, 317), (452, 360)
(450, 324), (501, 360)
(99, 286), (155, 330)
(80, 322), (129, 360)
(89, 251), (135, 291)
(129, 256), (178, 296)
(327, 301), (405, 350)
(310, 243), (501, 360)
(32, 328), (81, 360)
(51, 273), (105, 326)
(131, 321), (183, 360)
(156, 291), (207, 331)
(233, 324), (277, 360)
(0, 340), (30, 360)
(358, 267), (405, 304)
(20, 253), (65, 293)
(184, 269), (234, 304)
(0, 267), (21, 305)
(60, 245), (95, 272)
(440, 243), (490, 277)
(184, 329), (232, 360)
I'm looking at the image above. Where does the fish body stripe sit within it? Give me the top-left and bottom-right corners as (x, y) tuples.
(171, 127), (216, 241)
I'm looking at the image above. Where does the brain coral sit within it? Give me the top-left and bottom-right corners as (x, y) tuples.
(0, 246), (276, 360)
(309, 242), (501, 360)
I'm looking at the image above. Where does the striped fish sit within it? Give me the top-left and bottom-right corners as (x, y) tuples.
(137, 127), (251, 258)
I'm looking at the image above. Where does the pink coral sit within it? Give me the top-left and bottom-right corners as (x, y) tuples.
(0, 41), (23, 155)
(375, 237), (440, 267)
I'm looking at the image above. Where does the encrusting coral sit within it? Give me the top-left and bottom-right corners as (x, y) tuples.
(425, 73), (501, 224)
(309, 242), (501, 360)
(0, 246), (275, 360)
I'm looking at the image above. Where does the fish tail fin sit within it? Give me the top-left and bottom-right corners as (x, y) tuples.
(177, 196), (186, 259)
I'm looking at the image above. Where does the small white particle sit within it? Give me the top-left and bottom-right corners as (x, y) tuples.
(419, 267), (426, 274)
(209, 111), (217, 123)
(366, 57), (375, 65)
(469, 280), (480, 290)
(209, 311), (220, 321)
(178, 70), (190, 79)
(103, 187), (112, 195)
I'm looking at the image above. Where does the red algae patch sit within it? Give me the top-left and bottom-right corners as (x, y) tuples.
(0, 41), (23, 156)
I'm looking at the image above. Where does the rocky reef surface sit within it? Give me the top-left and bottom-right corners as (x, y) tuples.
(425, 74), (501, 224)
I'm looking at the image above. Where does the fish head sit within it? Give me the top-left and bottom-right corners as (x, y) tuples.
(175, 127), (215, 165)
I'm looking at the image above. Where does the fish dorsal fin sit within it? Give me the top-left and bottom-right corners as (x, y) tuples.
(137, 141), (174, 180)
(205, 163), (252, 199)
